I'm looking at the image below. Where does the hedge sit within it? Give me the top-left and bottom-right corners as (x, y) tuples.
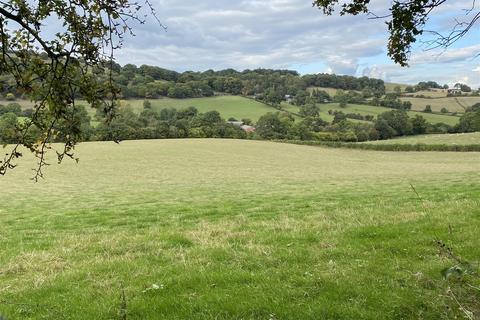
(274, 140), (480, 152)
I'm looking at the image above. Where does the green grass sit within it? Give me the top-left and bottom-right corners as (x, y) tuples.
(400, 96), (480, 113)
(363, 132), (480, 145)
(122, 96), (275, 121)
(318, 103), (460, 125)
(0, 139), (479, 319)
(0, 96), (276, 122)
(402, 89), (448, 98)
(385, 82), (410, 92)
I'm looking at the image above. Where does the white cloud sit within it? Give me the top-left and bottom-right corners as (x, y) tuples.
(111, 0), (480, 87)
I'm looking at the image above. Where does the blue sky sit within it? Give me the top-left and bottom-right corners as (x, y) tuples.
(114, 0), (480, 87)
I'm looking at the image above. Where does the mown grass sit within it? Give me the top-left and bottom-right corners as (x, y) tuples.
(122, 96), (275, 121)
(385, 82), (410, 92)
(400, 96), (480, 113)
(0, 139), (479, 319)
(318, 103), (460, 125)
(402, 89), (448, 98)
(363, 132), (480, 145)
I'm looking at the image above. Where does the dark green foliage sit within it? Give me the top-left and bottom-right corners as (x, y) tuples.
(416, 81), (443, 90)
(424, 105), (432, 113)
(256, 112), (293, 139)
(280, 140), (480, 152)
(303, 74), (385, 95)
(378, 110), (413, 136)
(375, 119), (397, 140)
(143, 100), (152, 109)
(0, 103), (22, 116)
(0, 113), (19, 144)
(95, 107), (245, 142)
(455, 83), (471, 92)
(457, 110), (480, 133)
(299, 104), (320, 117)
(411, 115), (427, 135)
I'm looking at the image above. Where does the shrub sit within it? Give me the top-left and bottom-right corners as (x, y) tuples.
(5, 93), (15, 101)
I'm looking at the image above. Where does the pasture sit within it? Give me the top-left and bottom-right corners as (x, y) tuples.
(364, 132), (480, 145)
(317, 103), (460, 125)
(122, 96), (274, 121)
(0, 139), (479, 319)
(400, 96), (480, 113)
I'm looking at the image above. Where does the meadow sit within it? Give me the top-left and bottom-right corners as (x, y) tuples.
(0, 139), (479, 319)
(122, 96), (274, 121)
(400, 96), (480, 113)
(316, 103), (460, 125)
(363, 132), (480, 145)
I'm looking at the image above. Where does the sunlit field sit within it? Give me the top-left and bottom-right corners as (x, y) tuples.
(0, 139), (479, 319)
(121, 96), (275, 121)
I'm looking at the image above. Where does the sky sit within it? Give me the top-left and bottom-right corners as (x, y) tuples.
(113, 0), (480, 87)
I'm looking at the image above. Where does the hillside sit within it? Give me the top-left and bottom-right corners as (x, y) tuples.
(400, 96), (480, 113)
(1, 139), (479, 319)
(122, 96), (275, 121)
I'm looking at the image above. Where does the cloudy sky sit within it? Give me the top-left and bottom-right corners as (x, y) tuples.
(114, 0), (480, 87)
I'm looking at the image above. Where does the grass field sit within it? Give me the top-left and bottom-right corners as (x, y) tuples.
(402, 89), (448, 98)
(122, 96), (275, 121)
(400, 96), (480, 113)
(385, 82), (410, 92)
(317, 103), (460, 125)
(0, 139), (479, 319)
(363, 132), (480, 145)
(0, 96), (276, 122)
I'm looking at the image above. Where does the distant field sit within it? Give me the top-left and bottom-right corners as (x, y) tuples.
(400, 96), (480, 113)
(318, 103), (460, 125)
(122, 96), (275, 121)
(0, 96), (276, 122)
(402, 89), (448, 98)
(0, 139), (479, 319)
(307, 86), (348, 96)
(364, 132), (480, 145)
(385, 82), (409, 92)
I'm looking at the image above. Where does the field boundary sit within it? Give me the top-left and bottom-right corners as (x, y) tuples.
(275, 139), (480, 152)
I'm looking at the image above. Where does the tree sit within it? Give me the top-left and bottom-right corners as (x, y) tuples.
(313, 1), (479, 66)
(457, 110), (480, 132)
(377, 110), (412, 136)
(374, 119), (396, 140)
(0, 112), (19, 144)
(256, 113), (290, 139)
(0, 1), (162, 179)
(143, 100), (152, 109)
(411, 115), (427, 135)
(299, 104), (320, 118)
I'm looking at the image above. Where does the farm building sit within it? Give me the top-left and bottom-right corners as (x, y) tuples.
(240, 125), (256, 133)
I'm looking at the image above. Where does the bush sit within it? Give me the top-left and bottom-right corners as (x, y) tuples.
(5, 93), (15, 101)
